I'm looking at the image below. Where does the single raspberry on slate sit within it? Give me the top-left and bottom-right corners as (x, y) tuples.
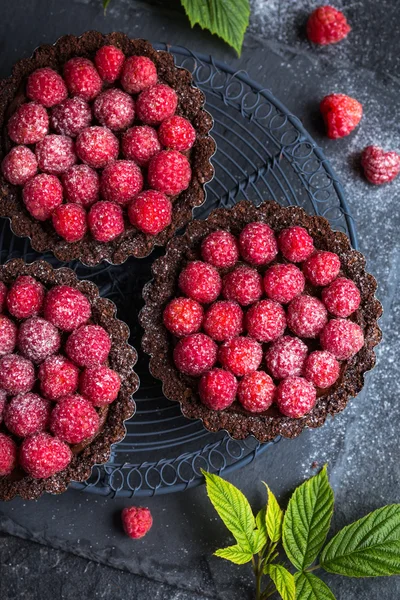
(122, 125), (161, 166)
(23, 173), (63, 221)
(101, 160), (143, 205)
(361, 146), (400, 185)
(148, 150), (191, 195)
(237, 371), (275, 413)
(50, 97), (92, 137)
(277, 226), (314, 263)
(222, 266), (263, 306)
(245, 299), (286, 343)
(0, 433), (17, 476)
(66, 324), (111, 368)
(93, 89), (135, 131)
(320, 94), (362, 139)
(219, 336), (263, 377)
(179, 261), (222, 304)
(264, 263), (305, 304)
(1, 146), (38, 186)
(95, 45), (125, 83)
(276, 377), (317, 418)
(62, 164), (100, 207)
(303, 251), (341, 286)
(52, 203), (88, 243)
(7, 275), (44, 319)
(50, 394), (100, 444)
(0, 281), (7, 312)
(88, 201), (125, 242)
(76, 126), (119, 169)
(158, 116), (196, 151)
(265, 335), (308, 380)
(35, 134), (76, 175)
(8, 102), (49, 144)
(120, 55), (158, 94)
(320, 318), (364, 360)
(0, 390), (6, 423)
(322, 277), (361, 317)
(128, 190), (172, 235)
(201, 230), (239, 269)
(44, 285), (91, 331)
(26, 67), (68, 107)
(4, 393), (52, 437)
(122, 506), (153, 539)
(80, 366), (121, 406)
(18, 317), (60, 363)
(203, 301), (243, 342)
(287, 295), (328, 338)
(304, 350), (340, 388)
(307, 6), (351, 45)
(198, 368), (238, 410)
(64, 57), (102, 101)
(163, 297), (204, 337)
(136, 84), (178, 125)
(239, 222), (278, 266)
(39, 354), (79, 400)
(20, 432), (72, 479)
(0, 354), (35, 394)
(173, 333), (217, 376)
(0, 315), (17, 356)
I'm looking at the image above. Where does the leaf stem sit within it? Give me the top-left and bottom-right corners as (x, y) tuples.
(253, 554), (263, 600)
(306, 564), (320, 572)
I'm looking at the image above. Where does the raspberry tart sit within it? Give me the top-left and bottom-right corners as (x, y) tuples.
(0, 32), (214, 266)
(140, 201), (381, 442)
(0, 259), (138, 500)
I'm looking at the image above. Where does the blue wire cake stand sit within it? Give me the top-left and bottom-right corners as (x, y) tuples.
(0, 45), (358, 498)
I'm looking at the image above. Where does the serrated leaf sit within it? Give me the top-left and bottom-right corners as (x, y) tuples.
(255, 506), (268, 550)
(214, 544), (253, 564)
(253, 527), (268, 554)
(180, 0), (250, 56)
(264, 483), (284, 543)
(321, 504), (400, 577)
(294, 572), (336, 600)
(266, 564), (295, 600)
(283, 466), (334, 570)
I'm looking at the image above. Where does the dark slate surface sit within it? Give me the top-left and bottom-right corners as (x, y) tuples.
(1, 1), (400, 599)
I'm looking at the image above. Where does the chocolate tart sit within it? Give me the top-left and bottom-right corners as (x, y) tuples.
(0, 31), (215, 266)
(140, 201), (382, 442)
(0, 259), (139, 501)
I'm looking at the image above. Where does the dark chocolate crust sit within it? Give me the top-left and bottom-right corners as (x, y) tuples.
(140, 201), (382, 442)
(0, 32), (215, 266)
(0, 259), (139, 501)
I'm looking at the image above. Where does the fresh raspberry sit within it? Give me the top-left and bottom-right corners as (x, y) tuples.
(62, 164), (100, 207)
(173, 333), (217, 376)
(304, 350), (340, 388)
(287, 295), (328, 338)
(4, 393), (51, 437)
(7, 275), (44, 319)
(8, 102), (49, 144)
(101, 160), (143, 205)
(245, 299), (286, 343)
(20, 432), (72, 479)
(218, 336), (263, 377)
(361, 145), (400, 185)
(122, 125), (161, 166)
(52, 203), (87, 243)
(322, 277), (361, 317)
(198, 368), (237, 410)
(50, 394), (100, 444)
(35, 134), (76, 175)
(0, 433), (17, 476)
(44, 285), (91, 331)
(0, 354), (35, 394)
(222, 266), (263, 306)
(17, 317), (60, 363)
(307, 6), (351, 45)
(320, 318), (364, 360)
(128, 190), (172, 235)
(50, 97), (92, 137)
(122, 506), (153, 539)
(1, 146), (38, 186)
(0, 389), (6, 423)
(320, 94), (362, 139)
(136, 84), (178, 125)
(93, 89), (135, 131)
(0, 281), (7, 312)
(95, 45), (125, 83)
(23, 173), (63, 221)
(276, 377), (317, 418)
(39, 354), (79, 400)
(239, 222), (278, 266)
(203, 301), (243, 341)
(277, 226), (314, 263)
(66, 324), (111, 368)
(264, 264), (305, 304)
(178, 261), (222, 304)
(0, 315), (17, 356)
(80, 366), (121, 406)
(265, 335), (308, 380)
(303, 251), (341, 286)
(158, 116), (196, 151)
(201, 230), (239, 269)
(26, 67), (68, 107)
(148, 150), (191, 195)
(88, 201), (125, 242)
(76, 126), (119, 169)
(163, 297), (204, 337)
(237, 371), (275, 413)
(120, 56), (158, 94)
(63, 57), (102, 101)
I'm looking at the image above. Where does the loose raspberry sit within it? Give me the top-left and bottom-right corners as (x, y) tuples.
(239, 222), (278, 266)
(237, 371), (275, 413)
(307, 6), (351, 45)
(0, 315), (17, 356)
(20, 432), (72, 479)
(264, 264), (305, 304)
(276, 377), (317, 418)
(320, 94), (362, 139)
(62, 164), (100, 207)
(173, 333), (217, 376)
(222, 266), (263, 306)
(0, 281), (7, 312)
(8, 102), (49, 144)
(0, 389), (6, 423)
(122, 506), (153, 539)
(1, 146), (38, 186)
(122, 125), (161, 166)
(88, 201), (125, 242)
(93, 89), (135, 131)
(128, 190), (172, 235)
(287, 295), (328, 338)
(148, 150), (191, 195)
(35, 134), (76, 175)
(198, 368), (237, 410)
(76, 126), (119, 169)
(277, 226), (314, 263)
(7, 275), (44, 319)
(64, 57), (102, 101)
(303, 251), (341, 286)
(44, 285), (91, 331)
(201, 230), (239, 269)
(0, 354), (35, 394)
(39, 354), (79, 400)
(101, 160), (143, 205)
(322, 277), (361, 317)
(203, 301), (243, 341)
(26, 67), (68, 107)
(120, 56), (158, 94)
(18, 317), (60, 363)
(218, 336), (262, 377)
(245, 299), (286, 343)
(95, 45), (125, 83)
(52, 203), (87, 243)
(23, 173), (63, 221)
(158, 116), (196, 151)
(361, 145), (400, 185)
(66, 324), (111, 367)
(0, 433), (17, 475)
(178, 261), (222, 304)
(80, 366), (121, 406)
(304, 350), (340, 388)
(50, 97), (92, 137)
(50, 394), (100, 444)
(136, 84), (178, 125)
(4, 393), (51, 437)
(265, 335), (308, 380)
(163, 297), (204, 337)
(320, 318), (364, 360)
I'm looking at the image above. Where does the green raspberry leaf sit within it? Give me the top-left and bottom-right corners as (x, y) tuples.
(294, 572), (336, 600)
(255, 506), (268, 550)
(264, 483), (284, 543)
(266, 564), (295, 600)
(214, 544), (253, 564)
